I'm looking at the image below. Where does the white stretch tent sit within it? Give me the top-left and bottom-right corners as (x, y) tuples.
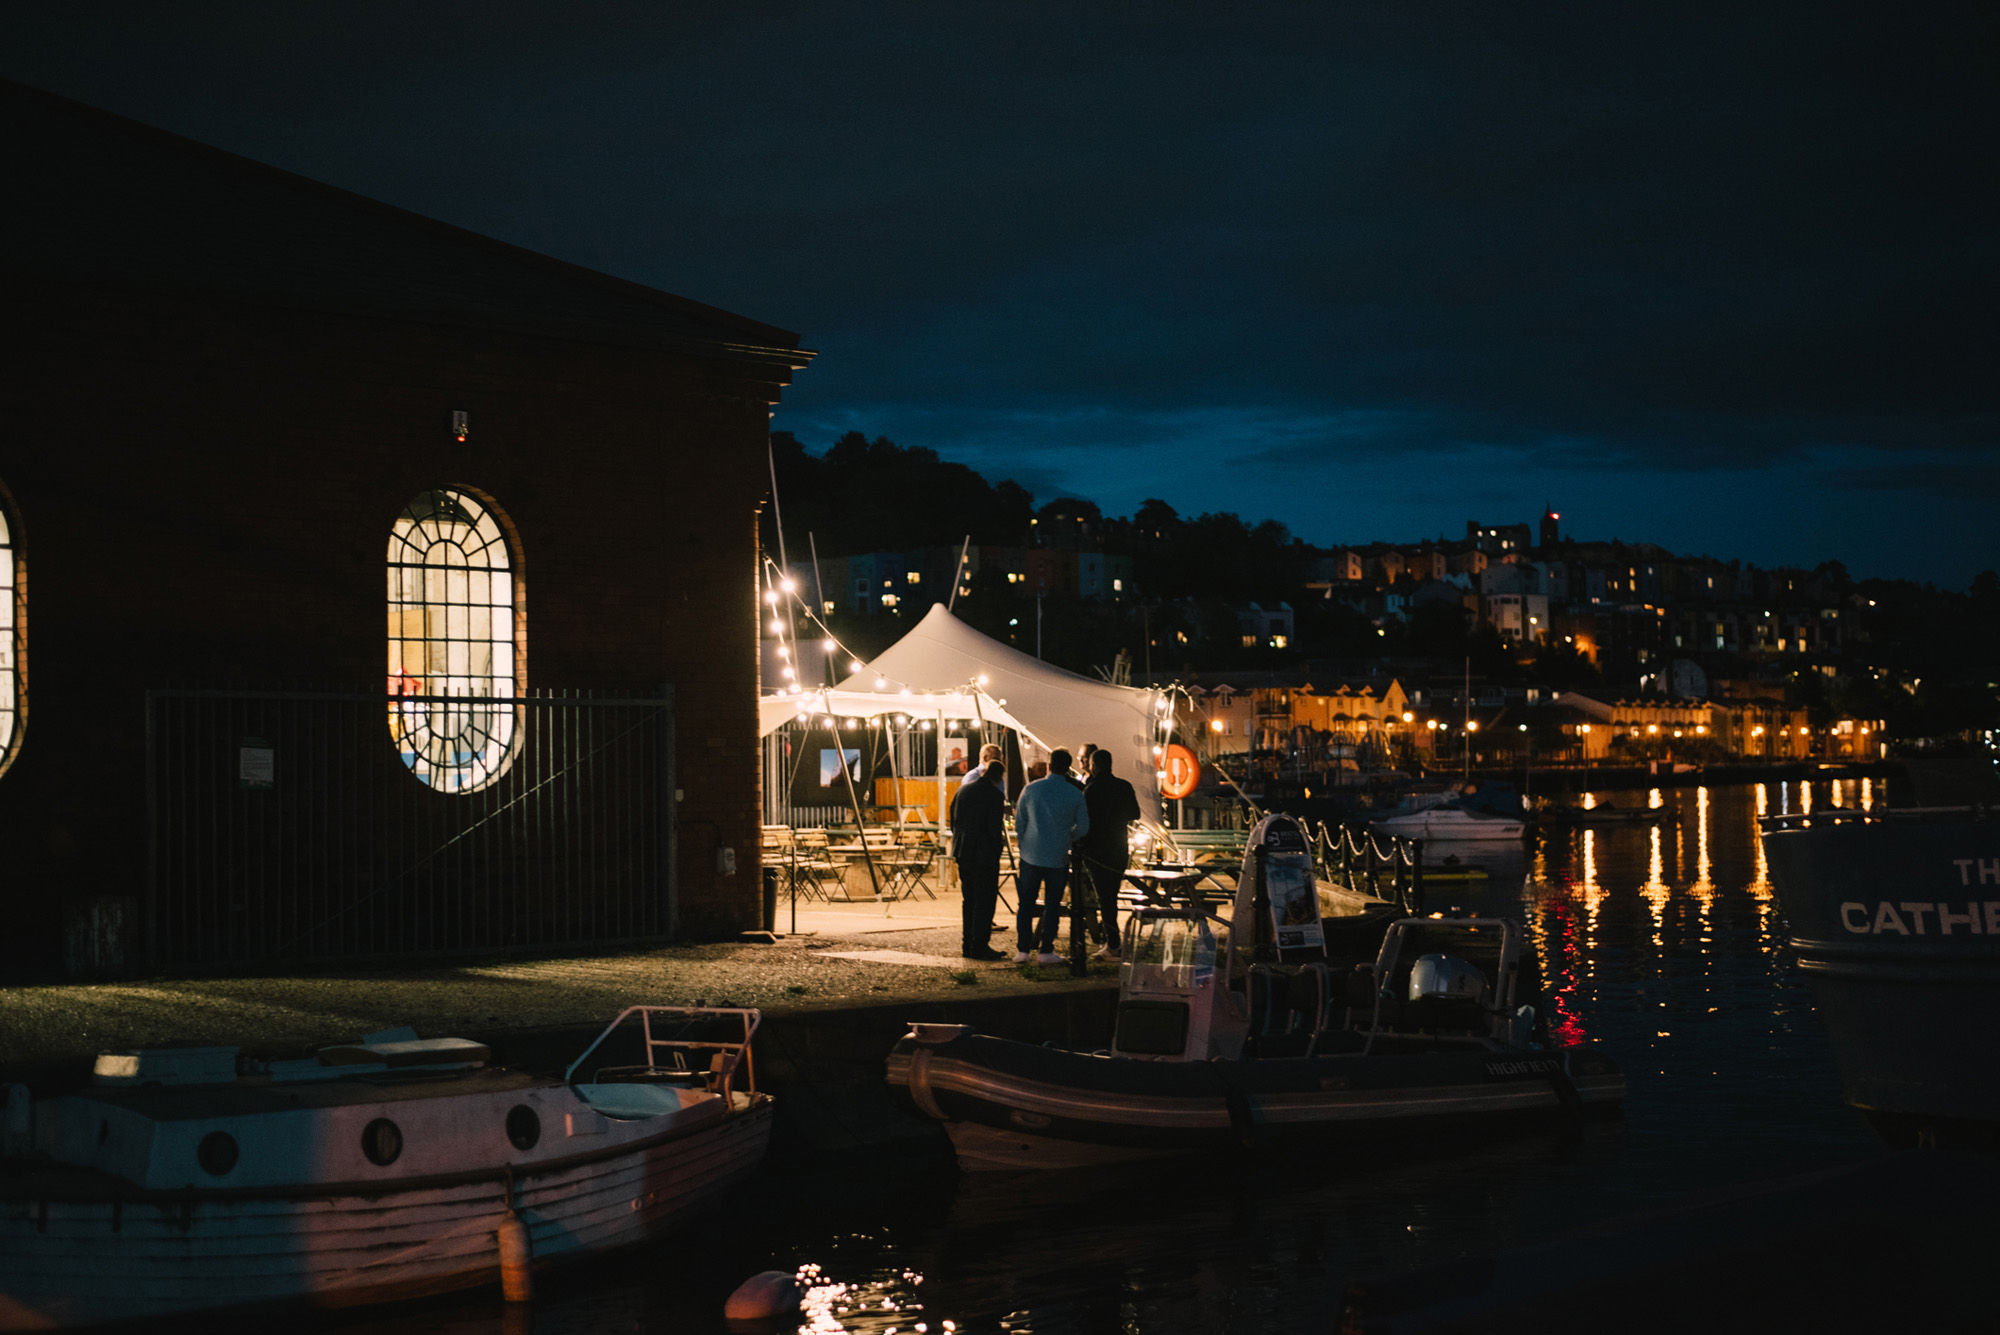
(833, 604), (1166, 824)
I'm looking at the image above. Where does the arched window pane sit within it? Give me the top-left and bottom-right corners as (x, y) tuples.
(0, 501), (16, 772)
(387, 489), (518, 793)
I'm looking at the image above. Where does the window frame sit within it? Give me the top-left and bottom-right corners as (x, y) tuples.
(386, 486), (525, 794)
(0, 478), (21, 780)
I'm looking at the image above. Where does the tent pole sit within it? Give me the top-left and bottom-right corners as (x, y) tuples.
(765, 436), (791, 572)
(809, 533), (831, 685)
(948, 534), (971, 612)
(834, 728), (883, 899)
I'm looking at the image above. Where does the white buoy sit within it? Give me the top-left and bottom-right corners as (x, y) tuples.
(724, 1271), (802, 1321)
(497, 1211), (534, 1302)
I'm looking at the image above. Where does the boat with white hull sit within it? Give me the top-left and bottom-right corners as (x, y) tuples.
(0, 1007), (771, 1330)
(1370, 804), (1526, 841)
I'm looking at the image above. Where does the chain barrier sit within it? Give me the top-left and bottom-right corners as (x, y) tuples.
(1309, 818), (1424, 917)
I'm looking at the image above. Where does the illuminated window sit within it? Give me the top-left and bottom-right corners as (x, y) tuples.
(1271, 635), (1288, 648)
(0, 485), (19, 777)
(386, 488), (520, 793)
(1112, 578), (1124, 592)
(906, 571), (921, 584)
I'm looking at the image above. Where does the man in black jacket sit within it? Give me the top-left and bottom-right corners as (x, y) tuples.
(950, 759), (1008, 960)
(1080, 749), (1142, 960)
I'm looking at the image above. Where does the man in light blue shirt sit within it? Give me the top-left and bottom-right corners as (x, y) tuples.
(1012, 748), (1090, 962)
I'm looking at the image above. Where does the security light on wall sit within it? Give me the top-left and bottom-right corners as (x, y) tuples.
(452, 410), (469, 443)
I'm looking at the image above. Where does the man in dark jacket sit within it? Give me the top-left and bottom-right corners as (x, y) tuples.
(1080, 749), (1142, 959)
(950, 759), (1008, 960)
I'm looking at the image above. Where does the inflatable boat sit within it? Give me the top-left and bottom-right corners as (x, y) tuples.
(888, 814), (1622, 1169)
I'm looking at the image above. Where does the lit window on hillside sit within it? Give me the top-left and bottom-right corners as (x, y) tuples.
(387, 488), (519, 793)
(0, 495), (18, 775)
(907, 571), (921, 584)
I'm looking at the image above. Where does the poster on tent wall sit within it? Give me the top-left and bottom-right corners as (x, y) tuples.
(818, 748), (862, 787)
(788, 727), (893, 808)
(940, 736), (971, 776)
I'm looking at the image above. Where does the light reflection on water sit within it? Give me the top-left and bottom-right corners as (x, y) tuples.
(293, 783), (1882, 1335)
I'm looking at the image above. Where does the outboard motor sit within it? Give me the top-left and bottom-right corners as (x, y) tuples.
(1408, 953), (1487, 1003)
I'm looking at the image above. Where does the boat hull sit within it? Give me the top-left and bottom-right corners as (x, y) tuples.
(888, 1034), (1621, 1170)
(0, 1100), (772, 1330)
(1370, 812), (1524, 841)
(1764, 816), (2000, 1137)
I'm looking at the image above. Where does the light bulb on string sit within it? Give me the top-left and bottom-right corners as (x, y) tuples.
(769, 618), (783, 634)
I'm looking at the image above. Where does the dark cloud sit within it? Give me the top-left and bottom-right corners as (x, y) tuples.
(2, 1), (1995, 580)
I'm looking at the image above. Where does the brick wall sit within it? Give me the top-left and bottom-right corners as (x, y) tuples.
(0, 277), (795, 976)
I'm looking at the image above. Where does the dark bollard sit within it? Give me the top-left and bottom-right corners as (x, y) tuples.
(761, 866), (779, 933)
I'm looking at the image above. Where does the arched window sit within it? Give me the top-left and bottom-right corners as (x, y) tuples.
(0, 484), (19, 777)
(387, 488), (520, 792)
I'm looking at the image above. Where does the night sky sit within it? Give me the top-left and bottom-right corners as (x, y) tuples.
(5, 4), (1994, 584)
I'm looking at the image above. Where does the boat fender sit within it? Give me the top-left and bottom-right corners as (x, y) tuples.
(497, 1210), (534, 1302)
(1218, 1072), (1258, 1147)
(725, 1270), (803, 1321)
(906, 1046), (948, 1121)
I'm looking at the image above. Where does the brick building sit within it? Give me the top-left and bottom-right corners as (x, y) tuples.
(0, 83), (809, 978)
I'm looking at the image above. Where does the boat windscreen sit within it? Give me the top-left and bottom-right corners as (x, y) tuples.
(1127, 915), (1219, 991)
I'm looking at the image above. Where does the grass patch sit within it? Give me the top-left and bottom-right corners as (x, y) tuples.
(948, 969), (979, 986)
(784, 984), (809, 995)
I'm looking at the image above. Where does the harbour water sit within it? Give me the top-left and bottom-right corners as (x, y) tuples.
(223, 782), (1886, 1335)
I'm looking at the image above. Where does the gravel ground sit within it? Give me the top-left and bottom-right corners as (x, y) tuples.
(0, 922), (1116, 1077)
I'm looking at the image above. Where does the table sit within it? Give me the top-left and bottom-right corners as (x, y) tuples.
(1121, 865), (1232, 907)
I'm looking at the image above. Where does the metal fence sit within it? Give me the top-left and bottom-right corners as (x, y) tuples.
(145, 689), (675, 969)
